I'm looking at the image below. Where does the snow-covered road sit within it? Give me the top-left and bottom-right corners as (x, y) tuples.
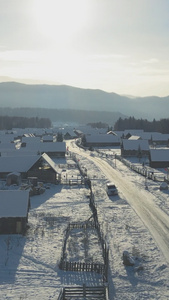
(69, 142), (169, 265)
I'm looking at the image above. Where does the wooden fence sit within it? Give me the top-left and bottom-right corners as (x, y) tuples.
(61, 176), (85, 185)
(116, 155), (166, 182)
(59, 220), (108, 281)
(58, 164), (109, 296)
(69, 178), (84, 185)
(68, 221), (95, 230)
(59, 260), (105, 275)
(95, 150), (166, 182)
(60, 220), (96, 260)
(58, 284), (108, 300)
(89, 189), (109, 282)
(72, 154), (88, 177)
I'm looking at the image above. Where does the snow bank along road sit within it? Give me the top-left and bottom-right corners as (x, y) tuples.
(69, 143), (169, 265)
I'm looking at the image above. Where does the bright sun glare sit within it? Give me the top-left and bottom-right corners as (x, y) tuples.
(33, 0), (89, 43)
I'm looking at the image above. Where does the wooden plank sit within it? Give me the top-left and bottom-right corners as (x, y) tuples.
(63, 285), (107, 299)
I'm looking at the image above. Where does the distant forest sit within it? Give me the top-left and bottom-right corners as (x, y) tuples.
(0, 107), (125, 125)
(0, 116), (51, 130)
(114, 117), (169, 134)
(87, 122), (108, 128)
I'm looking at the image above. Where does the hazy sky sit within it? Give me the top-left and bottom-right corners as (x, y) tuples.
(0, 0), (169, 96)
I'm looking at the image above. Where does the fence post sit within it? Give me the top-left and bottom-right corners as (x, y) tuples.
(63, 288), (65, 300)
(83, 284), (86, 297)
(66, 261), (68, 271)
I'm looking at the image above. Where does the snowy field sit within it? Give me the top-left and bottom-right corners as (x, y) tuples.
(0, 148), (169, 299)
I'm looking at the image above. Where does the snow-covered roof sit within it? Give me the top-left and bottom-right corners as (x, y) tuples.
(12, 128), (46, 136)
(139, 132), (169, 141)
(0, 142), (16, 150)
(0, 133), (17, 143)
(122, 139), (149, 151)
(42, 135), (54, 141)
(74, 129), (83, 135)
(0, 155), (41, 173)
(0, 153), (63, 174)
(42, 153), (61, 174)
(107, 131), (117, 135)
(113, 131), (125, 138)
(139, 132), (153, 140)
(152, 133), (169, 141)
(25, 141), (66, 152)
(45, 128), (53, 135)
(23, 133), (35, 137)
(75, 125), (106, 135)
(86, 134), (120, 143)
(22, 136), (41, 144)
(0, 190), (29, 217)
(150, 149), (169, 162)
(64, 129), (77, 137)
(1, 149), (38, 157)
(124, 129), (144, 136)
(128, 135), (141, 140)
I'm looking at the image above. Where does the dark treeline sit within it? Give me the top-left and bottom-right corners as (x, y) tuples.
(114, 117), (169, 133)
(0, 107), (124, 125)
(0, 116), (51, 130)
(87, 121), (108, 128)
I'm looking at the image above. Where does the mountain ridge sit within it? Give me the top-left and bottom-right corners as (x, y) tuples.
(0, 82), (169, 120)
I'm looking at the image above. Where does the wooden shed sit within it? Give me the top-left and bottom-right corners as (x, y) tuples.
(0, 190), (30, 234)
(121, 139), (150, 157)
(84, 134), (120, 147)
(149, 149), (169, 168)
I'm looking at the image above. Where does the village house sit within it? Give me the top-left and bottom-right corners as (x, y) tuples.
(0, 132), (18, 143)
(0, 142), (16, 156)
(21, 141), (66, 157)
(149, 149), (169, 168)
(0, 190), (30, 234)
(21, 136), (42, 145)
(27, 153), (61, 184)
(42, 135), (57, 142)
(83, 134), (120, 148)
(123, 129), (144, 139)
(150, 133), (169, 147)
(0, 155), (41, 180)
(73, 129), (84, 138)
(63, 130), (78, 140)
(1, 148), (38, 157)
(137, 132), (169, 146)
(13, 128), (45, 137)
(113, 131), (125, 138)
(121, 139), (150, 157)
(76, 124), (107, 135)
(0, 154), (61, 184)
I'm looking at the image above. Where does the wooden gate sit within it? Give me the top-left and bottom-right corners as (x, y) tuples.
(58, 284), (108, 300)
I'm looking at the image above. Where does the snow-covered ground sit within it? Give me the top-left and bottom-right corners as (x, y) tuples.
(0, 144), (169, 299)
